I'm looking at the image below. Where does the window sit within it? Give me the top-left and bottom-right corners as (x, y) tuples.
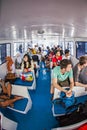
(59, 41), (74, 55)
(0, 43), (11, 64)
(76, 41), (87, 59)
(65, 41), (74, 55)
(13, 42), (25, 56)
(13, 42), (30, 56)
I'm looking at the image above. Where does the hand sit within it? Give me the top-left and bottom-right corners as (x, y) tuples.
(66, 89), (72, 97)
(24, 68), (28, 73)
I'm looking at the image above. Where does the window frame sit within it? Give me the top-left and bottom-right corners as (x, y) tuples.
(0, 43), (11, 65)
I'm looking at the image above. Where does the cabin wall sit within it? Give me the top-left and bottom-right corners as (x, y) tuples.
(0, 38), (87, 79)
(0, 63), (7, 79)
(64, 37), (87, 57)
(0, 39), (27, 78)
(0, 40), (13, 78)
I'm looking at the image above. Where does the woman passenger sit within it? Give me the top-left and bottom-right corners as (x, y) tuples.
(21, 54), (33, 73)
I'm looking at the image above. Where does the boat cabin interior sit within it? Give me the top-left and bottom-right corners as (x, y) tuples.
(0, 0), (87, 130)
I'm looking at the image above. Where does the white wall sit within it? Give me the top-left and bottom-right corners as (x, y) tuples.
(0, 40), (25, 78)
(0, 63), (7, 79)
(0, 40), (13, 79)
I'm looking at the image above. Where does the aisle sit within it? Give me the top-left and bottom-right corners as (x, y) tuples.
(24, 68), (58, 130)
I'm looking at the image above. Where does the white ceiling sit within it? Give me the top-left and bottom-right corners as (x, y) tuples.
(0, 0), (87, 40)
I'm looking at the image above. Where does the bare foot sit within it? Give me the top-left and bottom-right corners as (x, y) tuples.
(0, 95), (10, 99)
(14, 96), (24, 100)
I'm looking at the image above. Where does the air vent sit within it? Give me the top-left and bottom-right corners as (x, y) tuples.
(37, 30), (44, 34)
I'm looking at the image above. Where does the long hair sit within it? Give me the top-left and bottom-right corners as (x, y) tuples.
(6, 56), (14, 71)
(23, 54), (31, 68)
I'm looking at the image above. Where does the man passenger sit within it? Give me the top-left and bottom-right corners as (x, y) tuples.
(73, 56), (87, 87)
(51, 59), (74, 98)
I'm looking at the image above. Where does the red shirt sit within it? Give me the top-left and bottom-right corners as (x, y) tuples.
(52, 56), (62, 66)
(48, 53), (54, 60)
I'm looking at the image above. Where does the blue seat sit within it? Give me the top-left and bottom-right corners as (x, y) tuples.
(15, 70), (36, 90)
(14, 78), (33, 86)
(7, 98), (29, 113)
(7, 85), (32, 114)
(53, 95), (87, 116)
(52, 86), (87, 117)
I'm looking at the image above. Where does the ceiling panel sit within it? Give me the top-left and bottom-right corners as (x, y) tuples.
(0, 0), (87, 40)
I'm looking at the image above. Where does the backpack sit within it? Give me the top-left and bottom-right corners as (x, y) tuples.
(59, 101), (87, 127)
(53, 91), (87, 126)
(60, 91), (75, 109)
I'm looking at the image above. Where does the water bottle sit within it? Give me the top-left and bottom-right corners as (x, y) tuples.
(36, 70), (39, 77)
(42, 62), (44, 68)
(43, 69), (46, 75)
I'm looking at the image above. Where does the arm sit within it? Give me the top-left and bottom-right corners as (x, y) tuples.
(75, 81), (87, 88)
(21, 62), (24, 71)
(30, 60), (34, 70)
(69, 77), (74, 91)
(52, 78), (68, 93)
(66, 69), (74, 96)
(1, 80), (7, 94)
(73, 66), (87, 87)
(66, 77), (74, 97)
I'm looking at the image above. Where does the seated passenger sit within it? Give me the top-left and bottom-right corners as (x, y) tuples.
(31, 48), (36, 54)
(6, 56), (15, 74)
(21, 54), (33, 73)
(73, 56), (87, 87)
(79, 66), (87, 84)
(45, 56), (51, 69)
(51, 59), (74, 99)
(5, 56), (16, 83)
(63, 49), (79, 67)
(62, 49), (70, 60)
(52, 50), (62, 68)
(32, 54), (40, 74)
(0, 79), (23, 108)
(32, 54), (39, 65)
(27, 48), (32, 59)
(15, 52), (22, 69)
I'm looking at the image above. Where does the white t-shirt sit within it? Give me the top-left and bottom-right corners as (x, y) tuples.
(11, 64), (15, 73)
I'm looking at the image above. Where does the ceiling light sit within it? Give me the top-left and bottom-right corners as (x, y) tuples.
(71, 27), (75, 37)
(62, 28), (65, 38)
(24, 29), (27, 39)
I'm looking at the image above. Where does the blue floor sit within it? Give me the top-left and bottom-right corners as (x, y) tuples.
(3, 67), (59, 130)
